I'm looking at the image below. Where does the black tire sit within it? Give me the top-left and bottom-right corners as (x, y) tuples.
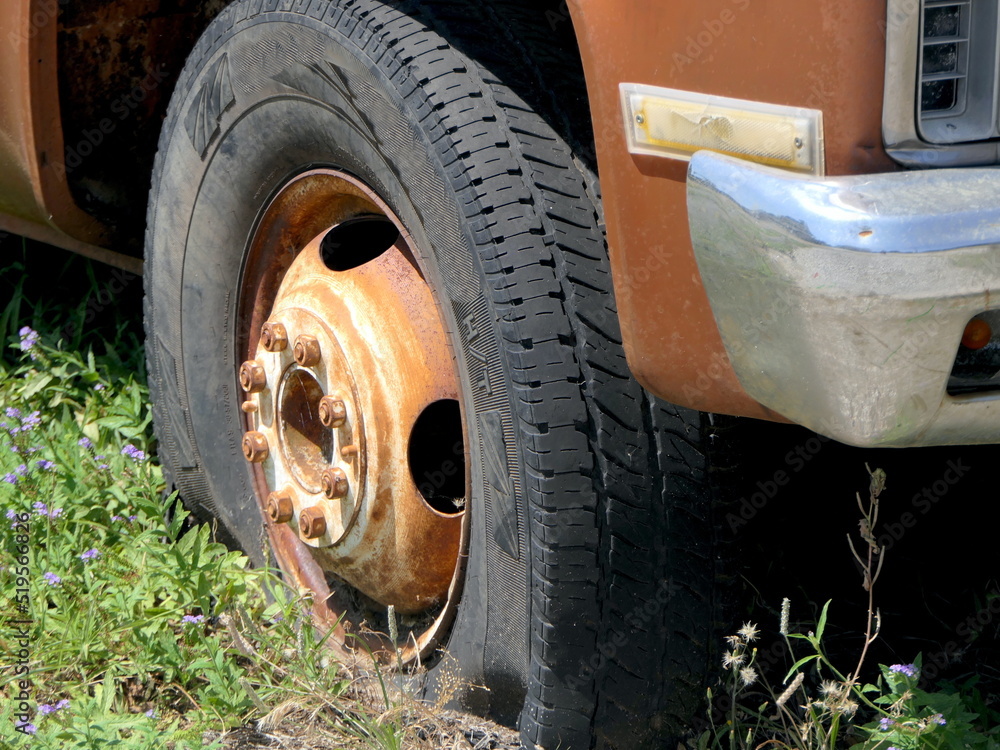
(144, 1), (732, 747)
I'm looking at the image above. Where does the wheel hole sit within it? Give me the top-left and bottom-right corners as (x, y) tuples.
(408, 399), (466, 515)
(320, 216), (400, 271)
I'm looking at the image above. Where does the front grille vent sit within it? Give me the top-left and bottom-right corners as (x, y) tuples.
(920, 2), (967, 113)
(918, 0), (999, 144)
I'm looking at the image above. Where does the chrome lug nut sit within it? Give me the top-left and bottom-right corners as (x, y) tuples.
(293, 334), (321, 367)
(242, 431), (269, 463)
(239, 360), (267, 393)
(261, 322), (288, 352)
(266, 490), (294, 524)
(318, 396), (347, 428)
(321, 467), (350, 499)
(299, 507), (327, 539)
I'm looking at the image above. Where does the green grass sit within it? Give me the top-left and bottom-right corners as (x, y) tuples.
(0, 244), (424, 748)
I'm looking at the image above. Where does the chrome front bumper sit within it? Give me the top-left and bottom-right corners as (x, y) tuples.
(687, 151), (1000, 447)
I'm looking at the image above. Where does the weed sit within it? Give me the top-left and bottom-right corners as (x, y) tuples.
(696, 467), (999, 750)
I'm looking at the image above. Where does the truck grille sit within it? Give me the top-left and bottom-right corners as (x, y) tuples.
(918, 0), (999, 144)
(920, 3), (966, 113)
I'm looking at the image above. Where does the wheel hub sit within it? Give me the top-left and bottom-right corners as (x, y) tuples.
(238, 171), (465, 619)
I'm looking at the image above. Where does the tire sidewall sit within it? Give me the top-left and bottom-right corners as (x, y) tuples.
(145, 7), (528, 717)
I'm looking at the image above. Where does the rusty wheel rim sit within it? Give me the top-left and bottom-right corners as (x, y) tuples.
(237, 169), (468, 663)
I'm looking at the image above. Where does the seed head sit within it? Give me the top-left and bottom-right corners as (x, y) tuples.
(722, 650), (745, 670)
(738, 622), (759, 642)
(776, 672), (805, 708)
(780, 598), (791, 635)
(739, 666), (758, 686)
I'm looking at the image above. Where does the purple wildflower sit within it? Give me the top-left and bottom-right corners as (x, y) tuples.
(889, 664), (917, 678)
(78, 437), (93, 449)
(80, 548), (100, 561)
(36, 459), (55, 471)
(879, 717), (895, 730)
(5, 509), (16, 519)
(15, 464), (28, 476)
(929, 714), (946, 726)
(39, 699), (69, 715)
(182, 614), (204, 624)
(8, 444), (18, 453)
(2, 473), (17, 485)
(94, 384), (105, 391)
(14, 720), (36, 735)
(121, 444), (146, 462)
(111, 514), (123, 522)
(145, 709), (156, 718)
(20, 412), (40, 431)
(31, 501), (65, 520)
(43, 572), (61, 586)
(5, 407), (21, 419)
(128, 515), (137, 522)
(18, 326), (39, 353)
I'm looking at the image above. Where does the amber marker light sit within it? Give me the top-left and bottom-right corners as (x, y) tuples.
(961, 318), (992, 350)
(620, 83), (825, 176)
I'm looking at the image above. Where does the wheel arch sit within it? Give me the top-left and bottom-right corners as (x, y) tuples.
(7, 0), (597, 264)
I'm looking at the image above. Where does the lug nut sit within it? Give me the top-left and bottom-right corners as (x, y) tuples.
(318, 396), (347, 428)
(293, 335), (321, 367)
(299, 507), (327, 539)
(321, 467), (350, 499)
(266, 490), (294, 524)
(261, 322), (288, 352)
(242, 431), (269, 463)
(239, 360), (267, 393)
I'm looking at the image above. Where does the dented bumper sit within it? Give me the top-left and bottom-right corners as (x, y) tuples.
(687, 151), (1000, 447)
